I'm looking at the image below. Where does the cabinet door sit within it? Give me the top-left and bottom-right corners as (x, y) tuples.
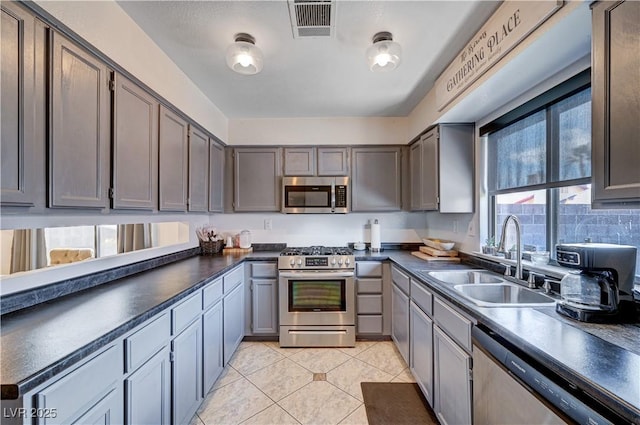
(172, 319), (202, 425)
(409, 141), (422, 211)
(391, 283), (410, 364)
(251, 278), (278, 334)
(188, 126), (209, 212)
(208, 141), (224, 212)
(223, 282), (245, 364)
(410, 301), (434, 407)
(317, 147), (349, 176)
(125, 347), (171, 425)
(1, 3), (40, 206)
(112, 73), (158, 210)
(202, 300), (223, 395)
(50, 32), (110, 208)
(420, 129), (439, 211)
(71, 386), (123, 425)
(592, 0), (640, 207)
(438, 125), (474, 213)
(284, 147), (315, 176)
(434, 325), (472, 425)
(159, 105), (188, 211)
(233, 148), (281, 211)
(351, 147), (402, 211)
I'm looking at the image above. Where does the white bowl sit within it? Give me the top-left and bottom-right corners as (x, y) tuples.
(422, 238), (455, 251)
(353, 242), (366, 251)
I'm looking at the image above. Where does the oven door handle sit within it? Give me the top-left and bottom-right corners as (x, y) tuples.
(279, 271), (354, 279)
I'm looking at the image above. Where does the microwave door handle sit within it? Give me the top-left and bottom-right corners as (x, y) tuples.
(331, 182), (336, 212)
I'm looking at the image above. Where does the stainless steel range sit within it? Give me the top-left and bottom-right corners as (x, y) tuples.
(278, 246), (356, 347)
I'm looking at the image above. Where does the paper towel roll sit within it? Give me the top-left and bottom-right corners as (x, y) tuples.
(370, 219), (381, 252)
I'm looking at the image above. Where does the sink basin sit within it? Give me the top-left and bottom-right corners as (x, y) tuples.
(453, 284), (556, 307)
(427, 270), (506, 285)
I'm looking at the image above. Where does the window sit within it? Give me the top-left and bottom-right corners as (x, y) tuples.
(486, 79), (640, 276)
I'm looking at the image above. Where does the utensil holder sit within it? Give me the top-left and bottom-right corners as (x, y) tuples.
(200, 240), (224, 255)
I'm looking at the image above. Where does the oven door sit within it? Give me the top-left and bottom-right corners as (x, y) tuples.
(279, 271), (355, 326)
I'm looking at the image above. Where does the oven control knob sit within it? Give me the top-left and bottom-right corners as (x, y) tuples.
(289, 258), (295, 267)
(330, 257), (337, 265)
(345, 258), (351, 266)
(338, 258), (343, 266)
(297, 258), (303, 266)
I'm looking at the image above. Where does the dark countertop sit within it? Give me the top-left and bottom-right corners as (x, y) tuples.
(2, 249), (639, 423)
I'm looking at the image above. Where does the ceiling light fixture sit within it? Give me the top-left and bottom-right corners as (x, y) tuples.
(226, 33), (263, 75)
(366, 31), (401, 72)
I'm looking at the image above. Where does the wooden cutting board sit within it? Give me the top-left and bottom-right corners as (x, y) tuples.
(419, 246), (458, 257)
(412, 251), (461, 262)
(222, 247), (253, 254)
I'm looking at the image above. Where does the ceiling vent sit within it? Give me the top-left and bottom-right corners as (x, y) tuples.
(288, 0), (335, 38)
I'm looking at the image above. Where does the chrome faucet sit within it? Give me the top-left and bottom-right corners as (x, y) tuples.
(497, 214), (523, 281)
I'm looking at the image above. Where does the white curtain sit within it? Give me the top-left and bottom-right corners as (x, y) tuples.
(10, 229), (47, 273)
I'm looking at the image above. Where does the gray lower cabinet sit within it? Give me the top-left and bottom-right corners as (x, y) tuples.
(223, 267), (245, 365)
(410, 124), (474, 212)
(351, 146), (402, 211)
(159, 105), (189, 211)
(233, 147), (281, 211)
(246, 262), (278, 336)
(284, 147), (316, 176)
(433, 325), (472, 425)
(391, 282), (410, 365)
(112, 73), (158, 210)
(209, 141), (225, 212)
(317, 147), (349, 176)
(49, 32), (110, 209)
(202, 299), (224, 395)
(356, 261), (384, 335)
(188, 126), (209, 212)
(409, 300), (434, 407)
(172, 319), (203, 425)
(591, 0), (640, 207)
(1, 2), (45, 207)
(125, 347), (171, 425)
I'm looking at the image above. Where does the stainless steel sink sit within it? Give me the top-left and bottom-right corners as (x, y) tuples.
(425, 270), (556, 307)
(453, 284), (555, 307)
(427, 270), (506, 285)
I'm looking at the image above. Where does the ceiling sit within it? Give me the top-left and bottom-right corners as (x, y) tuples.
(117, 0), (500, 119)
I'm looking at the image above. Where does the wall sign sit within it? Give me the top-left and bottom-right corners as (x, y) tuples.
(435, 1), (563, 111)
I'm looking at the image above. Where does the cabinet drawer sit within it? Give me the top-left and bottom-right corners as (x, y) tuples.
(411, 280), (433, 316)
(357, 294), (382, 314)
(251, 262), (277, 278)
(37, 345), (121, 424)
(125, 313), (170, 373)
(223, 266), (244, 294)
(357, 315), (383, 334)
(434, 297), (472, 352)
(391, 266), (410, 295)
(172, 292), (202, 335)
(203, 278), (223, 310)
(357, 278), (382, 294)
(357, 262), (382, 277)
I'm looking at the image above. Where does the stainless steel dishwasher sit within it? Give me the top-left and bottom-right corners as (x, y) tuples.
(472, 327), (622, 425)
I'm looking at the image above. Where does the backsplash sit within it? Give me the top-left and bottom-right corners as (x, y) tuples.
(210, 212), (427, 247)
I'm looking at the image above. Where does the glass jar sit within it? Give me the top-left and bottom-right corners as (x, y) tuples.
(239, 230), (251, 249)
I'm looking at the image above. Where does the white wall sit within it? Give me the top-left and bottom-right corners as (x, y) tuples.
(35, 0), (229, 142)
(210, 212), (426, 247)
(229, 117), (408, 145)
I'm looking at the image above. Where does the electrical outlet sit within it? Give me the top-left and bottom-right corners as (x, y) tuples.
(467, 220), (476, 236)
(264, 219), (272, 230)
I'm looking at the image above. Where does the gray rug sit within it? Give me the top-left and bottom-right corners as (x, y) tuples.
(361, 382), (439, 425)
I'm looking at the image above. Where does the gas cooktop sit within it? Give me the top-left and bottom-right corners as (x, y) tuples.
(280, 246), (354, 256)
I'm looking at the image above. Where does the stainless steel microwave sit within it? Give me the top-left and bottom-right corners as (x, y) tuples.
(282, 176), (349, 213)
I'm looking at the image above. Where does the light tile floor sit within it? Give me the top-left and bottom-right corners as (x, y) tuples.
(191, 341), (414, 425)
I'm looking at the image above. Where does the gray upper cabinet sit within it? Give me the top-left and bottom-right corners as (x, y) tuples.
(1, 3), (44, 207)
(188, 125), (209, 212)
(591, 0), (640, 208)
(159, 105), (189, 211)
(318, 147), (349, 176)
(410, 124), (474, 213)
(209, 141), (224, 212)
(351, 146), (402, 211)
(284, 147), (316, 176)
(233, 147), (282, 211)
(49, 32), (110, 208)
(112, 73), (158, 210)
